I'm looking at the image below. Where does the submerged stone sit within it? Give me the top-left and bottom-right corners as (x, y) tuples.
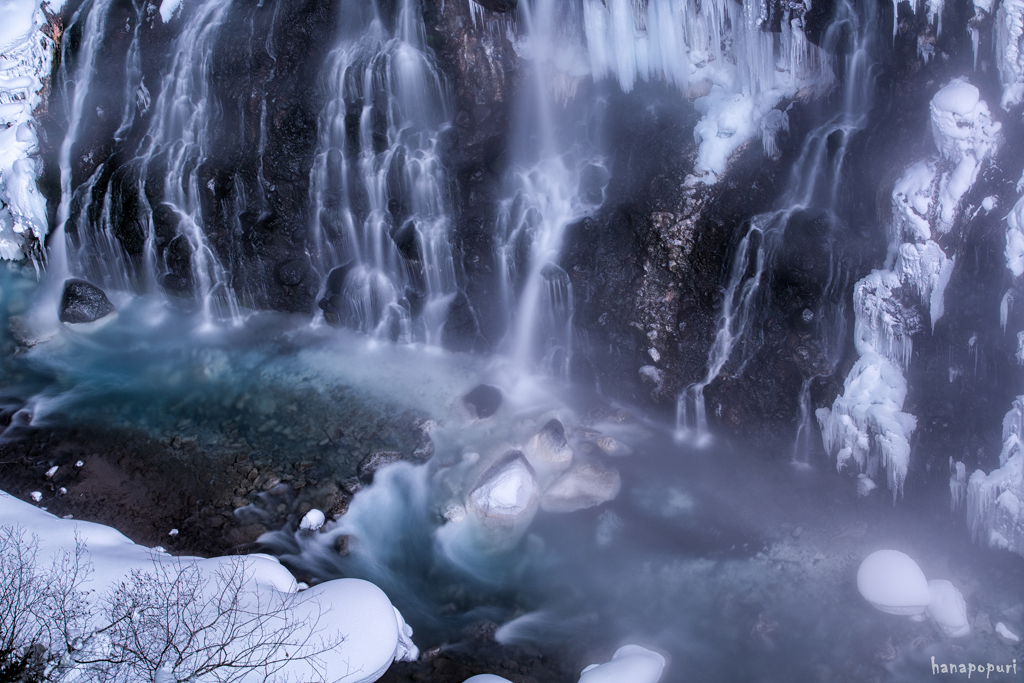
(466, 451), (539, 534)
(463, 384), (502, 418)
(524, 418), (573, 482)
(59, 279), (115, 324)
(540, 461), (621, 513)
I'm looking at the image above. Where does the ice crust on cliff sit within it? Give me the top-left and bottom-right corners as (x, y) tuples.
(0, 0), (56, 262)
(997, 0), (1024, 109)
(967, 396), (1024, 557)
(580, 0), (831, 181)
(818, 81), (997, 498)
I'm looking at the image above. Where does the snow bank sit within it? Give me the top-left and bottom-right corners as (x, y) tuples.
(0, 488), (414, 682)
(967, 396), (1024, 557)
(0, 0), (55, 262)
(856, 550), (931, 616)
(997, 0), (1024, 109)
(578, 645), (666, 683)
(580, 0), (831, 182)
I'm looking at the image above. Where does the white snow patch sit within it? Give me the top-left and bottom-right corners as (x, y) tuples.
(159, 0), (183, 23)
(856, 549), (931, 616)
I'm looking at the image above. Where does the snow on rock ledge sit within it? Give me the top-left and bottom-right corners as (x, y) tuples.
(967, 396), (1024, 557)
(0, 488), (416, 682)
(0, 0), (56, 263)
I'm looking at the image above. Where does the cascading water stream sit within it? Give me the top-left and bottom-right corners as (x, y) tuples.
(309, 0), (456, 343)
(495, 0), (608, 378)
(675, 0), (875, 444)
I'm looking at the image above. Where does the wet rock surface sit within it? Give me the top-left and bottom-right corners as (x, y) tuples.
(58, 279), (115, 323)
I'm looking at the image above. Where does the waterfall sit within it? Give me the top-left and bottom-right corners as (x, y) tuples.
(493, 0), (608, 377)
(53, 0), (245, 324)
(675, 0), (875, 443)
(309, 0), (455, 343)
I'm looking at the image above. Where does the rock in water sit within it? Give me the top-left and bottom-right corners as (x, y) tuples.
(926, 580), (970, 637)
(578, 645), (666, 683)
(466, 451), (539, 536)
(540, 462), (621, 513)
(463, 384), (502, 418)
(59, 279), (115, 324)
(524, 419), (573, 483)
(360, 451), (404, 480)
(995, 622), (1020, 644)
(856, 550), (931, 616)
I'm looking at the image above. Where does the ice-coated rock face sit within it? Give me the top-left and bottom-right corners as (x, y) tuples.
(540, 462), (622, 513)
(59, 279), (116, 324)
(578, 644), (666, 683)
(997, 0), (1024, 109)
(926, 580), (970, 637)
(929, 79), (1000, 167)
(856, 550), (931, 616)
(967, 396), (1024, 557)
(1006, 197), (1024, 278)
(524, 419), (573, 482)
(466, 451), (540, 534)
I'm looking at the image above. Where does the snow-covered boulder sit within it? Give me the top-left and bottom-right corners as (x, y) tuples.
(578, 645), (666, 683)
(524, 419), (573, 483)
(540, 461), (621, 513)
(463, 676), (514, 683)
(856, 550), (931, 616)
(926, 580), (970, 637)
(299, 509), (326, 531)
(466, 451), (540, 537)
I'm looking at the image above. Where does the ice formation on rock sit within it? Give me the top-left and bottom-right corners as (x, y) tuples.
(1006, 196), (1024, 278)
(997, 0), (1024, 109)
(967, 396), (1024, 557)
(578, 644), (666, 683)
(466, 451), (541, 538)
(0, 0), (56, 263)
(818, 80), (998, 498)
(580, 0), (832, 181)
(856, 550), (931, 616)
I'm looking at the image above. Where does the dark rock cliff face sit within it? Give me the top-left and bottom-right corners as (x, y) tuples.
(43, 0), (1024, 476)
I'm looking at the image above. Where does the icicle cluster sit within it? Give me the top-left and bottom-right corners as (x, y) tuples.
(0, 1), (56, 265)
(579, 0), (832, 181)
(817, 80), (998, 500)
(967, 397), (1024, 556)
